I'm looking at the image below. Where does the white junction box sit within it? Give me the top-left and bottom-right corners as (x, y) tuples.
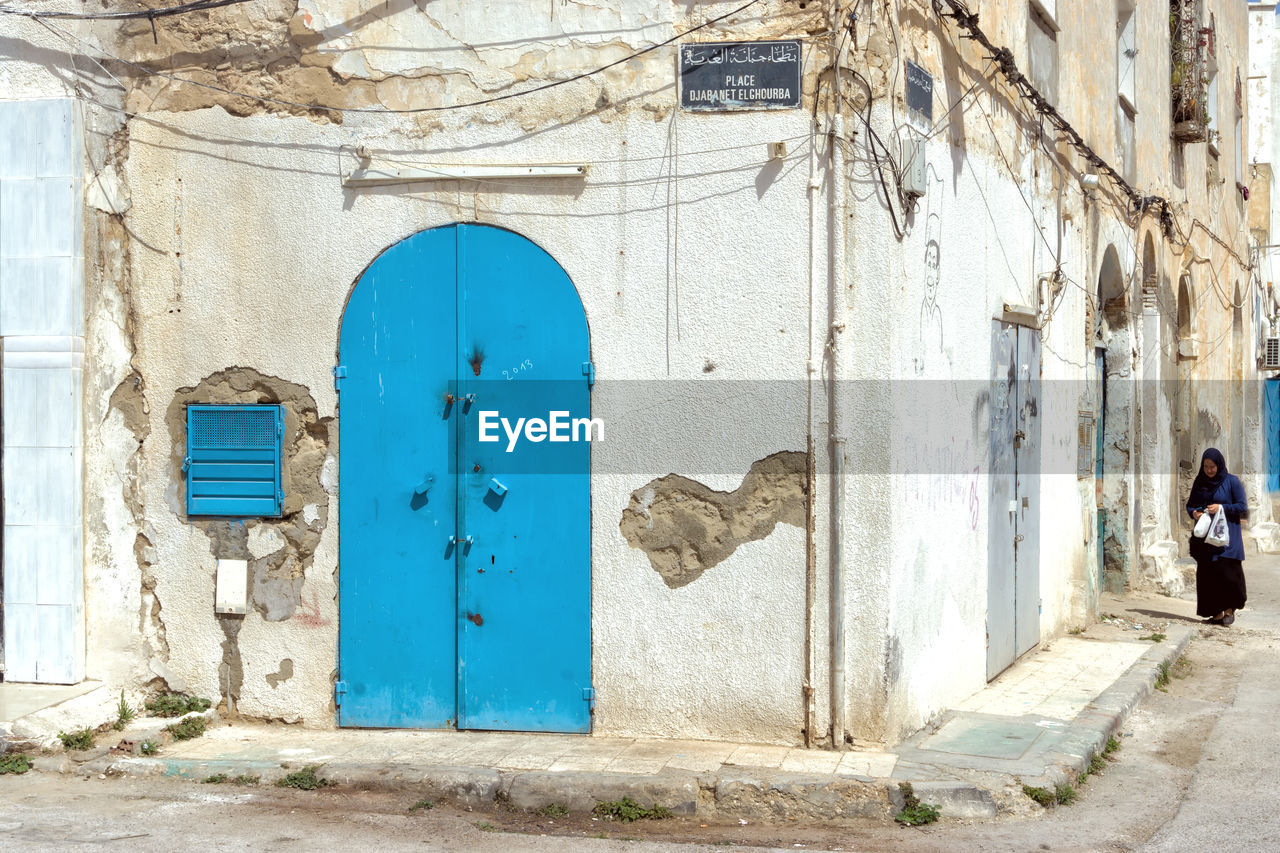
(215, 559), (249, 615)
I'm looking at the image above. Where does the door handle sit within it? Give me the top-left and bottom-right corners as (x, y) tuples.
(449, 535), (474, 547)
(415, 475), (434, 496)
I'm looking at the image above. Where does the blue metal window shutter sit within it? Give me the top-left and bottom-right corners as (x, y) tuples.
(186, 404), (284, 517)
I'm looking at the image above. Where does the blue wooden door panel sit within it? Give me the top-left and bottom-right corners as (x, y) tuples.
(457, 224), (592, 733)
(339, 224), (590, 733)
(338, 227), (460, 728)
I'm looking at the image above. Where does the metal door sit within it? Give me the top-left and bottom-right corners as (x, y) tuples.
(338, 228), (459, 727)
(338, 224), (591, 732)
(986, 322), (1041, 679)
(1266, 379), (1280, 494)
(987, 323), (1017, 679)
(456, 225), (592, 732)
(1013, 329), (1041, 659)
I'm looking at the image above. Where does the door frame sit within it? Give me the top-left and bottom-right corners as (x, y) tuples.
(333, 223), (594, 731)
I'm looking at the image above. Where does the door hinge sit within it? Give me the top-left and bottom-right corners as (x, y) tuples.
(582, 361), (595, 388)
(582, 686), (595, 708)
(333, 365), (348, 391)
(334, 680), (347, 705)
(181, 455), (191, 473)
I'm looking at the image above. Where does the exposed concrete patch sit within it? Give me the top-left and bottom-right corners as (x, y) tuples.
(165, 367), (333, 622)
(620, 451), (807, 588)
(217, 616), (246, 716)
(265, 658), (294, 689)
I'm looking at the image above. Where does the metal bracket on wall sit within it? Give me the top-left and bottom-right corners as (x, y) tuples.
(582, 361), (595, 388)
(333, 365), (348, 391)
(334, 680), (347, 705)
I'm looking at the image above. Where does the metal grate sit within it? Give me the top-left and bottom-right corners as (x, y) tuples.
(190, 406), (277, 449)
(1267, 337), (1280, 369)
(1077, 413), (1094, 479)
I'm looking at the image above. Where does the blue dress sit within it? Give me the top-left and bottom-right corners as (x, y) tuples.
(1185, 474), (1248, 615)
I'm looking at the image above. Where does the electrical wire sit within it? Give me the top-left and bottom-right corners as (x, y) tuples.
(34, 0), (763, 115)
(0, 0), (252, 19)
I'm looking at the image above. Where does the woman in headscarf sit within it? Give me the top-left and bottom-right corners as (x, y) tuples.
(1186, 448), (1249, 625)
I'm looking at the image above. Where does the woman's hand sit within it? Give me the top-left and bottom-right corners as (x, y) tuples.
(1206, 504), (1222, 514)
(1193, 510), (1204, 520)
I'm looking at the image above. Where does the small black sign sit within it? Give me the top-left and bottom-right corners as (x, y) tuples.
(905, 59), (934, 131)
(680, 40), (802, 111)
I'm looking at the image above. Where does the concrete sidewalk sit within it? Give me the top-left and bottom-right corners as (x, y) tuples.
(12, 623), (1192, 821)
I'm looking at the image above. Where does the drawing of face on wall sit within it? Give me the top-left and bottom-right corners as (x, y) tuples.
(924, 239), (940, 305)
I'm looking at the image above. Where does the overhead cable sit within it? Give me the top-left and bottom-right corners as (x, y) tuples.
(34, 0), (762, 115)
(0, 0), (253, 20)
(930, 0), (1250, 270)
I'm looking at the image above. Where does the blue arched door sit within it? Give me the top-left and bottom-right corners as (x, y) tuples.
(338, 224), (591, 733)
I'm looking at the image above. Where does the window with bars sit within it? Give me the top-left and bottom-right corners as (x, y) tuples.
(184, 404), (284, 517)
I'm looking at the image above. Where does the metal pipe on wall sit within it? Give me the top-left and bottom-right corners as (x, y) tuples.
(828, 1), (849, 750)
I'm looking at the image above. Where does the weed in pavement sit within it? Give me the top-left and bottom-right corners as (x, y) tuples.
(1156, 661), (1172, 691)
(140, 739), (160, 755)
(1023, 785), (1056, 807)
(1103, 736), (1121, 757)
(894, 782), (941, 825)
(592, 797), (673, 822)
(0, 754), (31, 775)
(145, 693), (212, 718)
(409, 799), (434, 814)
(276, 765), (333, 791)
(166, 717), (206, 741)
(114, 691), (135, 731)
(57, 729), (94, 751)
(536, 803), (569, 818)
(474, 821), (497, 832)
(1089, 754), (1106, 774)
(1055, 783), (1078, 805)
(203, 773), (230, 784)
(1138, 633), (1167, 643)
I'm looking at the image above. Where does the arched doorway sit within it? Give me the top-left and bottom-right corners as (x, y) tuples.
(336, 224), (592, 732)
(1096, 245), (1131, 591)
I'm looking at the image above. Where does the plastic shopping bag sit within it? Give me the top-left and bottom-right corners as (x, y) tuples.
(1206, 509), (1231, 548)
(1192, 512), (1212, 538)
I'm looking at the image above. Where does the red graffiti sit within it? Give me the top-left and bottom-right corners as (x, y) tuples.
(296, 590), (330, 628)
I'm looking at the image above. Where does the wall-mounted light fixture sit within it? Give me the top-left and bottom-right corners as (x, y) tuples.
(344, 163), (588, 187)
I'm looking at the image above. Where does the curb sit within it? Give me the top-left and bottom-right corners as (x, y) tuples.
(1017, 625), (1194, 790)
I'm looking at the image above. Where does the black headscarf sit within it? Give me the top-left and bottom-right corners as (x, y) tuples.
(1190, 447), (1228, 507)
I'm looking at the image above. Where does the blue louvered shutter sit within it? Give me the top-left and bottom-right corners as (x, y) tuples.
(185, 404), (283, 517)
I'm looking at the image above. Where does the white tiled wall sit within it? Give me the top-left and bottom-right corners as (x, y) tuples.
(0, 99), (84, 684)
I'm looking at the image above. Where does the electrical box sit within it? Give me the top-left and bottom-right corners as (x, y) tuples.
(901, 136), (927, 201)
(215, 558), (248, 615)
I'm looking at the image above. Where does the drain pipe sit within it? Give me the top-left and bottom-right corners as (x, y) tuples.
(804, 110), (820, 748)
(828, 4), (849, 750)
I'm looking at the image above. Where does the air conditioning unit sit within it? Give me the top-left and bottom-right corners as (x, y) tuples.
(1264, 336), (1280, 369)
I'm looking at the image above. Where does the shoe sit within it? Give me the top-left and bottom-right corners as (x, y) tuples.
(1223, 613), (1235, 626)
(1204, 617), (1223, 625)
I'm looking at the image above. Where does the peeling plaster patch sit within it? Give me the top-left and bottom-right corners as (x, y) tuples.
(620, 451), (807, 588)
(265, 658), (294, 689)
(166, 367), (333, 622)
(217, 615), (245, 715)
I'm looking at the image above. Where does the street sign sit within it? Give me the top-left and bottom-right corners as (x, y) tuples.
(679, 40), (802, 111)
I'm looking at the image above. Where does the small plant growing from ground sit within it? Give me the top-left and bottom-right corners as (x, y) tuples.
(1023, 785), (1055, 808)
(408, 799), (434, 814)
(1138, 632), (1167, 643)
(0, 753), (32, 775)
(57, 728), (95, 751)
(592, 797), (673, 823)
(140, 739), (160, 755)
(1172, 655), (1193, 679)
(1103, 735), (1121, 758)
(145, 693), (212, 718)
(536, 803), (569, 818)
(113, 691), (135, 731)
(473, 821), (497, 832)
(1055, 783), (1078, 806)
(233, 774), (261, 786)
(1155, 661), (1172, 691)
(276, 765), (333, 791)
(1068, 625), (1086, 635)
(166, 717), (207, 741)
(203, 773), (230, 784)
(1089, 753), (1106, 774)
(894, 782), (941, 825)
